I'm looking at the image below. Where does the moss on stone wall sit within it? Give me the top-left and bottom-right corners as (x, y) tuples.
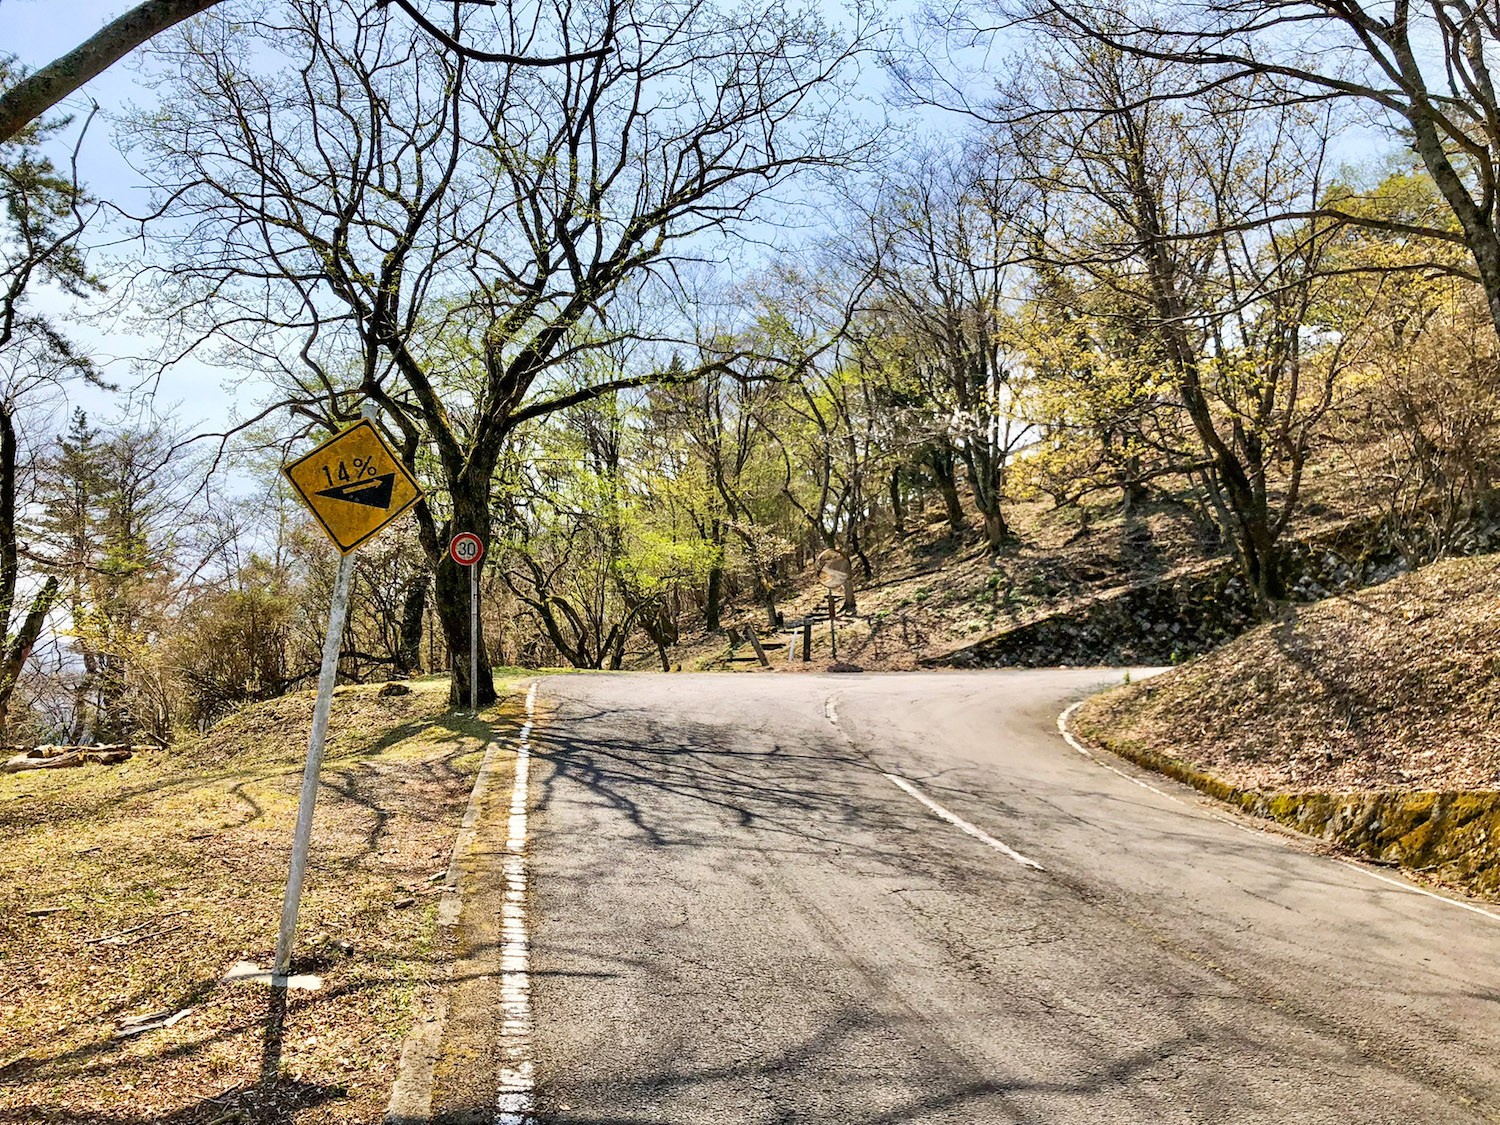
(1074, 711), (1500, 899)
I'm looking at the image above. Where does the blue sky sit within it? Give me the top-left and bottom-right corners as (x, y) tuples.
(2, 0), (242, 433)
(1, 0), (919, 438)
(1, 0), (1399, 443)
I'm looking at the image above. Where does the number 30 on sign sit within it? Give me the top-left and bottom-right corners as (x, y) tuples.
(450, 532), (484, 566)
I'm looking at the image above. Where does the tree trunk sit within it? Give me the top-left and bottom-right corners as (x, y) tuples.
(982, 507), (1009, 552)
(432, 487), (496, 708)
(397, 574), (427, 674)
(760, 576), (780, 630)
(0, 577), (57, 742)
(0, 0), (226, 143)
(0, 402), (61, 740)
(929, 452), (965, 535)
(704, 521), (724, 632)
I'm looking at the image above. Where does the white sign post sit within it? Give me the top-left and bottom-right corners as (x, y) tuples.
(450, 532), (485, 713)
(272, 549), (355, 982)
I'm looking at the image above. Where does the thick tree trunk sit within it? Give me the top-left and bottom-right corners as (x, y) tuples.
(432, 487), (496, 708)
(0, 0), (225, 143)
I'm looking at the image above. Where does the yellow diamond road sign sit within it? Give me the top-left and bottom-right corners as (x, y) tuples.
(284, 419), (424, 554)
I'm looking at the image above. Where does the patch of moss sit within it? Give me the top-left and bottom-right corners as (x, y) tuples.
(1077, 709), (1500, 900)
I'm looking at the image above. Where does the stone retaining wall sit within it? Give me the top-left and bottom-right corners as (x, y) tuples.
(1074, 710), (1500, 899)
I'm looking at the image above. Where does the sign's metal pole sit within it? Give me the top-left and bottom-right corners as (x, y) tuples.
(273, 547), (356, 980)
(470, 558), (480, 714)
(828, 593), (837, 660)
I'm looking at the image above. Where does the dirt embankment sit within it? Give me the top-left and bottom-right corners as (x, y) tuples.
(1080, 555), (1500, 792)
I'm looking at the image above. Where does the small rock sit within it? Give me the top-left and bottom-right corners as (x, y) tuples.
(393, 897), (416, 909)
(379, 682), (411, 697)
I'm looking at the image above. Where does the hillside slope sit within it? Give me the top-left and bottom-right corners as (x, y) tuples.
(1077, 554), (1500, 791)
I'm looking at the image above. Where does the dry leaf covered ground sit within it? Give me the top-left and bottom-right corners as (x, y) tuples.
(0, 675), (528, 1125)
(1077, 554), (1500, 792)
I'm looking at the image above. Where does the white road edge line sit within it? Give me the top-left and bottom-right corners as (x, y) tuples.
(884, 773), (1045, 870)
(384, 684), (536, 1125)
(496, 683), (538, 1125)
(1057, 700), (1500, 926)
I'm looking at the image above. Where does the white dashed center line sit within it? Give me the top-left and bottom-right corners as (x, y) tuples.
(824, 692), (1044, 872)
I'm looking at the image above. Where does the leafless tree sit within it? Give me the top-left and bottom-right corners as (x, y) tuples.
(955, 0), (1500, 345)
(862, 142), (1033, 551)
(0, 0), (609, 143)
(993, 37), (1349, 601)
(125, 0), (870, 702)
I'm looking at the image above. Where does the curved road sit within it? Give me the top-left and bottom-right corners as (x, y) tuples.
(438, 670), (1500, 1124)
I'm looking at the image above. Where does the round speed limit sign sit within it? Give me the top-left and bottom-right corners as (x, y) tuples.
(449, 532), (484, 567)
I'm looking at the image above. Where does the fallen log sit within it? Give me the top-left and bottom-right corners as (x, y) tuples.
(4, 751), (85, 773)
(3, 748), (134, 773)
(86, 750), (133, 765)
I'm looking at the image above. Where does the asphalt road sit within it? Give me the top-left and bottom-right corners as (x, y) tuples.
(466, 670), (1500, 1123)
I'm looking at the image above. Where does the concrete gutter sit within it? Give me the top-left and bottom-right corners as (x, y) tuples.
(383, 693), (524, 1125)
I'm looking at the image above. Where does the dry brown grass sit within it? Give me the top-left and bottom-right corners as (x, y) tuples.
(1078, 554), (1500, 791)
(0, 675), (530, 1125)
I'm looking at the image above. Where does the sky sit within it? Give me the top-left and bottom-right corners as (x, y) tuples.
(2, 0), (250, 435)
(0, 0), (922, 441)
(0, 0), (1402, 444)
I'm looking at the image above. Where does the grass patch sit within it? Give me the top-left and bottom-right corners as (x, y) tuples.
(0, 675), (529, 1124)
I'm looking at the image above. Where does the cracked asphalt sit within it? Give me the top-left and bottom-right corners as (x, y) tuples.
(442, 669), (1500, 1123)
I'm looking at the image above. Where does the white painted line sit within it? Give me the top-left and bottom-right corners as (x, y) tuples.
(1331, 859), (1500, 923)
(824, 692), (1043, 872)
(883, 774), (1045, 870)
(1056, 701), (1500, 926)
(496, 682), (537, 1125)
(1057, 701), (1213, 818)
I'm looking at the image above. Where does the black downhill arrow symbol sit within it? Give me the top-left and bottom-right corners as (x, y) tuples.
(316, 472), (396, 509)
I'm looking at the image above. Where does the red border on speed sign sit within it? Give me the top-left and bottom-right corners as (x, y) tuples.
(449, 532), (484, 566)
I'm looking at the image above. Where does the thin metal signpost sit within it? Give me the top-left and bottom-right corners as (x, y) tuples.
(471, 563), (479, 712)
(274, 403), (424, 984)
(272, 549), (354, 981)
(449, 532), (485, 713)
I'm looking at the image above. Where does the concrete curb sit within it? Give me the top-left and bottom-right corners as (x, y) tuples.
(384, 689), (530, 1125)
(1060, 698), (1500, 902)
